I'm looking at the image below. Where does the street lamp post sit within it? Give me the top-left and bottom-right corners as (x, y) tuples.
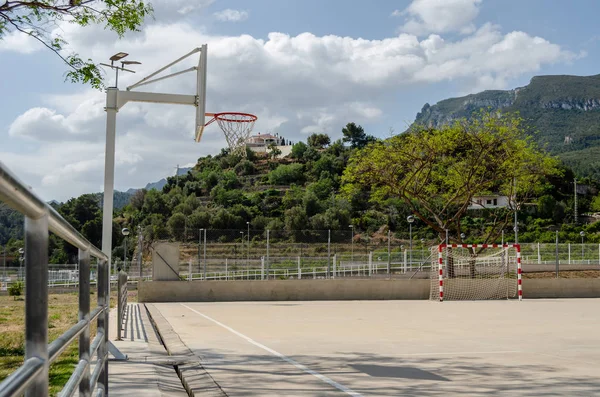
(246, 222), (250, 270)
(121, 228), (130, 272)
(580, 231), (585, 260)
(407, 216), (415, 268)
(18, 247), (24, 281)
(349, 225), (354, 264)
(240, 232), (245, 278)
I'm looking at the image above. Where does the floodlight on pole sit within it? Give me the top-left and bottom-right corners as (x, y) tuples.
(110, 52), (129, 62)
(122, 228), (130, 271)
(407, 216), (415, 268)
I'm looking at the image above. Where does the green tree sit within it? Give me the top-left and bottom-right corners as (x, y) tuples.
(0, 0), (153, 89)
(167, 213), (186, 240)
(342, 112), (560, 242)
(267, 142), (282, 160)
(268, 164), (305, 185)
(342, 122), (377, 149)
(307, 133), (331, 149)
(290, 141), (308, 159)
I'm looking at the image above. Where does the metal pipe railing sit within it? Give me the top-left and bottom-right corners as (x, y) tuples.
(0, 161), (110, 397)
(0, 162), (106, 261)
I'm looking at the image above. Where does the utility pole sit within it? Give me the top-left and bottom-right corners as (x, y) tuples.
(574, 178), (578, 224)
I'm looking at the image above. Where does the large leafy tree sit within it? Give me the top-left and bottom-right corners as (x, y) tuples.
(342, 112), (561, 243)
(341, 122), (376, 149)
(0, 0), (153, 88)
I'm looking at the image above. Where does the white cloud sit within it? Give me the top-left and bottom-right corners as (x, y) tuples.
(213, 9), (249, 22)
(0, 30), (42, 54)
(1, 9), (579, 201)
(390, 10), (403, 17)
(399, 0), (482, 36)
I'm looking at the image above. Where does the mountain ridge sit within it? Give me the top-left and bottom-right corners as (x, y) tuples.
(412, 74), (600, 179)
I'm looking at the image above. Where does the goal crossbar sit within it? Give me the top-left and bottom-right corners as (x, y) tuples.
(436, 244), (522, 302)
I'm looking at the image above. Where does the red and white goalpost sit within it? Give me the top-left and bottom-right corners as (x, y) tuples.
(434, 244), (522, 302)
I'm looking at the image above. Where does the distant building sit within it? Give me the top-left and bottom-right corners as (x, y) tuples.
(245, 132), (292, 157)
(468, 195), (511, 210)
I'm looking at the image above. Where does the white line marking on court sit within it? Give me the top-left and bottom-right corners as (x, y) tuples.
(399, 350), (521, 356)
(180, 303), (364, 397)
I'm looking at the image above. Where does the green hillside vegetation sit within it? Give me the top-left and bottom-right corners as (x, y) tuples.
(2, 118), (600, 264)
(413, 74), (600, 179)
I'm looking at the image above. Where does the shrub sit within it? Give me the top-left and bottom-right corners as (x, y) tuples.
(9, 281), (23, 299)
(268, 164), (304, 185)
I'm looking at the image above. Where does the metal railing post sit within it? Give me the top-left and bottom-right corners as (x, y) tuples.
(78, 248), (91, 397)
(266, 230), (270, 280)
(387, 230), (391, 276)
(97, 259), (108, 395)
(25, 213), (49, 397)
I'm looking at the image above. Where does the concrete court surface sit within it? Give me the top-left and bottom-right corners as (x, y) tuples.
(151, 299), (600, 396)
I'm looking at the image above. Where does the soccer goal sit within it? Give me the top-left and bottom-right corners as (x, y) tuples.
(431, 244), (522, 302)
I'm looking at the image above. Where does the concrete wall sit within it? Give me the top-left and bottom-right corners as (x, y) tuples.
(138, 278), (600, 302)
(139, 279), (431, 302)
(524, 278), (600, 299)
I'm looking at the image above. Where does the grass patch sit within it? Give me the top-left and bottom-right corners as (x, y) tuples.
(0, 292), (118, 396)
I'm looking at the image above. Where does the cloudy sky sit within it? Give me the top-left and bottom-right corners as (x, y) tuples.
(0, 0), (598, 202)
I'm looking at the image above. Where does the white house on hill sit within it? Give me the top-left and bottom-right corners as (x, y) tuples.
(468, 195), (510, 210)
(245, 132), (293, 157)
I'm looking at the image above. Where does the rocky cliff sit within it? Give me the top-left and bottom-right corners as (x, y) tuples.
(411, 74), (600, 180)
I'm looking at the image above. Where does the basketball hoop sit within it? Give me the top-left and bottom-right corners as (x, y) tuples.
(204, 112), (257, 156)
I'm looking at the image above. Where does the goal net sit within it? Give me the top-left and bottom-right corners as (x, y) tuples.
(430, 244), (522, 301)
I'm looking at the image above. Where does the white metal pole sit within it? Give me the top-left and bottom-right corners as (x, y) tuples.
(327, 229), (331, 278)
(261, 257), (264, 280)
(568, 243), (571, 264)
(297, 256), (301, 280)
(225, 258), (228, 280)
(333, 254), (337, 278)
(266, 229), (270, 280)
(537, 243), (541, 264)
(203, 229), (207, 279)
(188, 260), (191, 281)
(368, 252), (372, 277)
(101, 88), (118, 277)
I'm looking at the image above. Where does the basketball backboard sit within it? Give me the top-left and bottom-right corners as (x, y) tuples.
(195, 44), (208, 142)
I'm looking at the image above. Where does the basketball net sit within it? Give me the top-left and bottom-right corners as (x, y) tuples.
(205, 112), (257, 156)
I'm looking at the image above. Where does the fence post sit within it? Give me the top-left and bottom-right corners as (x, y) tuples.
(387, 230), (391, 275)
(23, 214), (49, 397)
(327, 229), (331, 279)
(266, 229), (270, 280)
(78, 248), (91, 397)
(188, 259), (192, 281)
(203, 229), (207, 280)
(97, 258), (108, 394)
(403, 250), (408, 273)
(333, 254), (337, 279)
(297, 256), (301, 280)
(537, 243), (541, 264)
(225, 258), (228, 280)
(555, 231), (559, 278)
(568, 243), (571, 264)
(368, 252), (373, 277)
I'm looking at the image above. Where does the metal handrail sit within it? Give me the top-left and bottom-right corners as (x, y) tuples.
(0, 162), (106, 261)
(0, 161), (109, 397)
